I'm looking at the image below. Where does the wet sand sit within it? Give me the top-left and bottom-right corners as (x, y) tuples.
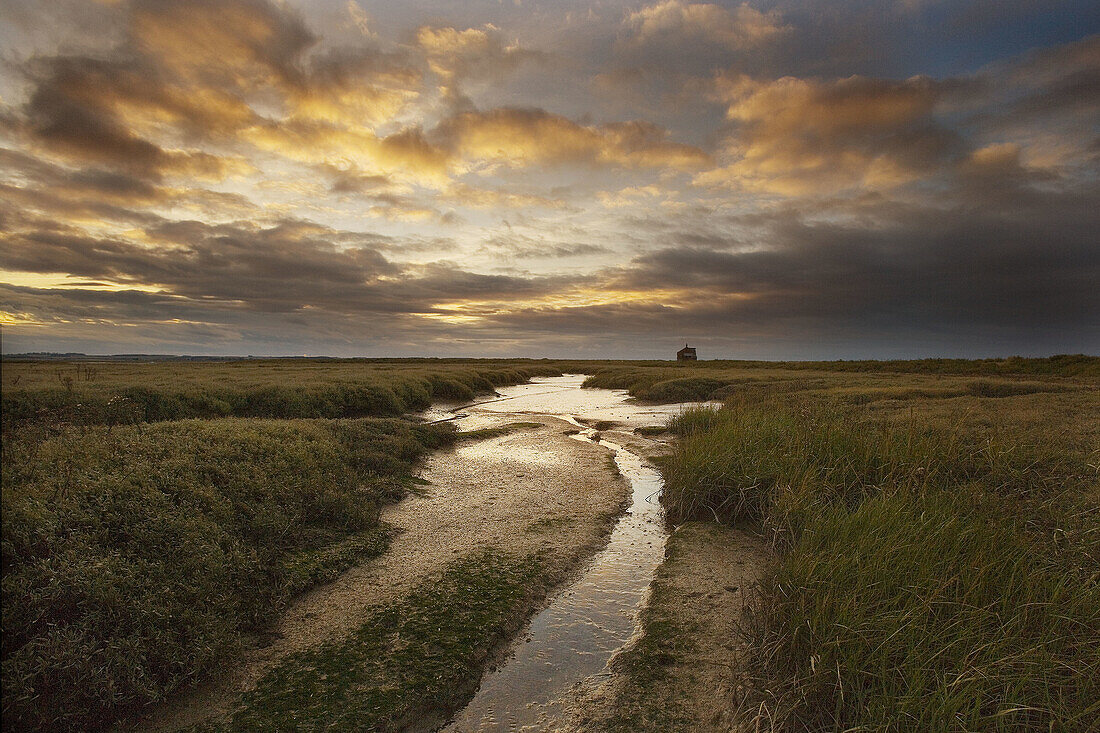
(569, 521), (773, 732)
(137, 414), (630, 731)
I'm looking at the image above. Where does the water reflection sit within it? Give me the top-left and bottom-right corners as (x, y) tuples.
(441, 375), (698, 732)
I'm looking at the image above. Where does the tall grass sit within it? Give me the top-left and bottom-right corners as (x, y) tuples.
(751, 492), (1099, 730)
(1, 418), (454, 731)
(659, 397), (1099, 730)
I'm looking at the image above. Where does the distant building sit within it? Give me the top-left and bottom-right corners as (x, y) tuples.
(676, 344), (697, 361)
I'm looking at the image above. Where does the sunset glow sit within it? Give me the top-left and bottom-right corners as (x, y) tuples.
(1, 1), (1097, 357)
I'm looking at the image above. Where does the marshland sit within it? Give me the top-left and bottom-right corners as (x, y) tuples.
(2, 355), (1097, 731)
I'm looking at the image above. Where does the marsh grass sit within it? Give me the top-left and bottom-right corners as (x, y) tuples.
(749, 491), (1100, 731)
(4, 357), (1098, 731)
(223, 549), (552, 732)
(1, 360), (561, 430)
(583, 356), (1098, 405)
(657, 384), (1099, 730)
(1, 417), (454, 731)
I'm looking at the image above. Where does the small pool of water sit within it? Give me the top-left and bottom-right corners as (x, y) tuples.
(439, 376), (702, 732)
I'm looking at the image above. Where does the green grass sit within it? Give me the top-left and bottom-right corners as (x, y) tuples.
(222, 549), (552, 732)
(4, 356), (1098, 731)
(655, 384), (1100, 730)
(582, 356), (1099, 404)
(749, 491), (1100, 731)
(1, 417), (454, 732)
(6, 356), (1095, 431)
(1, 360), (562, 430)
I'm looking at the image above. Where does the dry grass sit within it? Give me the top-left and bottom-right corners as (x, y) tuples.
(656, 373), (1099, 730)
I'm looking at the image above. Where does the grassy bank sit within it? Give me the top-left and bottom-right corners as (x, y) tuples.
(1, 359), (561, 430)
(1, 417), (454, 731)
(583, 355), (1099, 403)
(657, 384), (1099, 729)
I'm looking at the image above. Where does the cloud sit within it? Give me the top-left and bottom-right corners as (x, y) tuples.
(623, 1), (789, 51)
(2, 2), (1097, 357)
(128, 0), (315, 88)
(697, 72), (965, 194)
(414, 21), (544, 112)
(416, 23), (531, 82)
(7, 0), (425, 185)
(437, 107), (710, 170)
(604, 175), (1100, 341)
(478, 231), (608, 260)
(608, 0), (792, 84)
(441, 183), (566, 210)
(964, 34), (1100, 168)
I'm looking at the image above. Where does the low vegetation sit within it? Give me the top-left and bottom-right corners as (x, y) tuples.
(589, 529), (703, 732)
(222, 549), (552, 731)
(4, 356), (1098, 731)
(583, 354), (1100, 402)
(1, 417), (454, 731)
(658, 379), (1099, 730)
(1, 359), (561, 431)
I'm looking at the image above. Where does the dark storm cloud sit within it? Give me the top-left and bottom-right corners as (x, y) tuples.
(16, 53), (248, 179)
(698, 72), (976, 194)
(597, 2), (1097, 134)
(606, 176), (1100, 339)
(738, 0), (1097, 78)
(970, 35), (1100, 143)
(0, 213), (580, 320)
(0, 147), (260, 228)
(1, 148), (159, 204)
(5, 0), (423, 181)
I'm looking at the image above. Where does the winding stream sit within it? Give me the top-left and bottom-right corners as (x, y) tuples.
(432, 375), (707, 732)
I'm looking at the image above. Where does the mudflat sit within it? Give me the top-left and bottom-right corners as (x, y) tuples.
(138, 414), (629, 731)
(570, 521), (772, 732)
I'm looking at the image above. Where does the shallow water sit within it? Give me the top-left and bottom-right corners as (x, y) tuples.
(439, 376), (703, 732)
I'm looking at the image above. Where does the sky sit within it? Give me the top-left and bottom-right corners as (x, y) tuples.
(0, 0), (1097, 359)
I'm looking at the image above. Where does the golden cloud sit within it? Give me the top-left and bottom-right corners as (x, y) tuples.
(623, 0), (789, 50)
(129, 0), (314, 87)
(697, 73), (952, 194)
(439, 108), (710, 171)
